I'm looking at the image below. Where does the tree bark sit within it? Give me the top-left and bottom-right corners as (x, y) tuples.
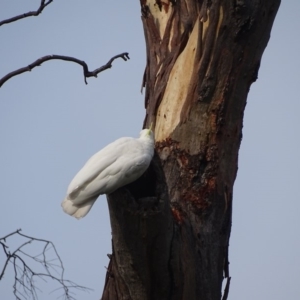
(101, 1), (280, 299)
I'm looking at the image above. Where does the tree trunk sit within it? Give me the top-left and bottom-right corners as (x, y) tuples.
(101, 1), (280, 299)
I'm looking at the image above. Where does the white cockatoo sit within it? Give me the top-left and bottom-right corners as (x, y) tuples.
(61, 127), (154, 219)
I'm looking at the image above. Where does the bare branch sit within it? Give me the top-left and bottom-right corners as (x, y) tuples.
(221, 277), (231, 300)
(0, 0), (53, 27)
(0, 52), (130, 88)
(0, 229), (92, 300)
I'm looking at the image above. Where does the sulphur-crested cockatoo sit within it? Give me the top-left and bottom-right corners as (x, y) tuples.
(62, 127), (154, 219)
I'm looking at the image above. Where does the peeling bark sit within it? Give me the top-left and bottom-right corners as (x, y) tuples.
(101, 1), (280, 299)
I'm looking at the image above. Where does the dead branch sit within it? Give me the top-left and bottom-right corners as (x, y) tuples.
(0, 0), (54, 27)
(221, 277), (231, 300)
(0, 229), (92, 300)
(0, 52), (130, 88)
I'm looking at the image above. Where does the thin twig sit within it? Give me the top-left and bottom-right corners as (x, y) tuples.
(1, 228), (22, 241)
(0, 0), (53, 27)
(0, 229), (92, 300)
(0, 53), (130, 88)
(221, 276), (231, 300)
(221, 242), (231, 300)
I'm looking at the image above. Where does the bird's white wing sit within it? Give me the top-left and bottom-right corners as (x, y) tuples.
(80, 149), (151, 198)
(62, 128), (154, 218)
(70, 159), (125, 204)
(106, 145), (153, 187)
(67, 137), (134, 202)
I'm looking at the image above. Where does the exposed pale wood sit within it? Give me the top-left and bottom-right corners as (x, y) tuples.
(155, 18), (200, 141)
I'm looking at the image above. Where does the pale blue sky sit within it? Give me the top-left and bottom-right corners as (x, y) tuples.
(0, 1), (299, 299)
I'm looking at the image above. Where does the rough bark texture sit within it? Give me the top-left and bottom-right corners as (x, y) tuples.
(101, 1), (280, 299)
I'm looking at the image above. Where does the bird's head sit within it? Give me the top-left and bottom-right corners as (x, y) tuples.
(139, 123), (154, 140)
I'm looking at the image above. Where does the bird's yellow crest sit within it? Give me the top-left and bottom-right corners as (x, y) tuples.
(148, 122), (153, 135)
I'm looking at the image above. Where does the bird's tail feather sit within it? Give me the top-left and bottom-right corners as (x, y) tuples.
(61, 197), (97, 219)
